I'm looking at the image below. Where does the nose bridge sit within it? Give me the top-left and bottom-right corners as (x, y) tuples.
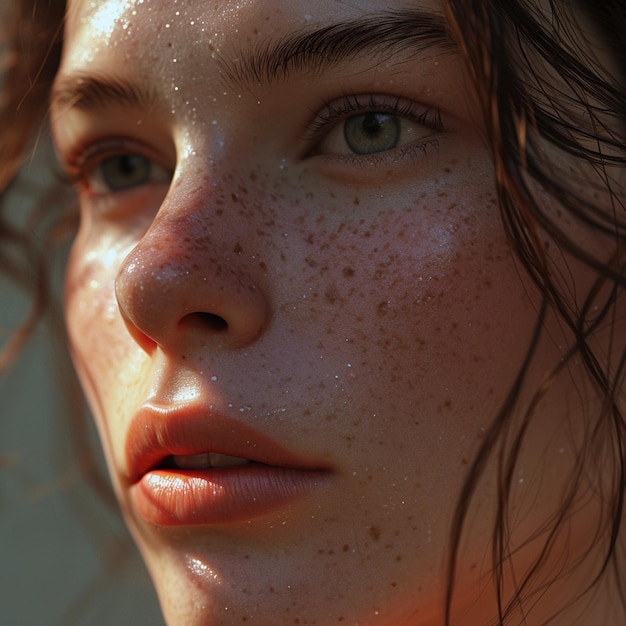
(115, 183), (272, 353)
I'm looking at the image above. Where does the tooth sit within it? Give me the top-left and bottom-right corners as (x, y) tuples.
(208, 452), (251, 468)
(172, 453), (211, 469)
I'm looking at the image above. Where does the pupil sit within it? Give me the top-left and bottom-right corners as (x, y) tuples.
(363, 113), (384, 138)
(119, 155), (139, 176)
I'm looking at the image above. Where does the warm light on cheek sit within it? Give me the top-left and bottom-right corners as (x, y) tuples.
(65, 237), (133, 365)
(66, 248), (152, 430)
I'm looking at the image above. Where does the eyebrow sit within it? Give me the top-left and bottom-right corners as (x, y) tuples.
(220, 9), (455, 89)
(51, 9), (455, 112)
(51, 73), (159, 112)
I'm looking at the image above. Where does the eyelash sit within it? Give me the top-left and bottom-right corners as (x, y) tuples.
(63, 138), (138, 189)
(305, 93), (444, 161)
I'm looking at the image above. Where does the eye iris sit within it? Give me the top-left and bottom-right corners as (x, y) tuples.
(101, 154), (151, 190)
(344, 113), (400, 155)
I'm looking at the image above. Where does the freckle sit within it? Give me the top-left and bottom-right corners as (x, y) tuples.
(233, 242), (243, 254)
(343, 544), (350, 552)
(325, 287), (338, 304)
(368, 526), (381, 541)
(436, 400), (452, 414)
(396, 555), (403, 561)
(216, 208), (223, 216)
(342, 266), (354, 278)
(353, 196), (360, 205)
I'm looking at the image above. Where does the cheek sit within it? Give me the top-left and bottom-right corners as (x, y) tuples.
(64, 231), (146, 419)
(284, 185), (540, 439)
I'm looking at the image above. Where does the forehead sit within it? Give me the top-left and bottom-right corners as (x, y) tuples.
(58, 0), (453, 111)
(63, 0), (445, 53)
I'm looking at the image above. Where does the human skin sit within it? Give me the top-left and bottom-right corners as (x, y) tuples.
(51, 0), (619, 624)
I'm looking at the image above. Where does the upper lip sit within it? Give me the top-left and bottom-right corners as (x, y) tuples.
(124, 402), (324, 484)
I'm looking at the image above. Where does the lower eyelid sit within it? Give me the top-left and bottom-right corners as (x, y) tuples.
(322, 137), (442, 166)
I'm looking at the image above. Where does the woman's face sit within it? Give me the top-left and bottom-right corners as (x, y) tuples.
(52, 0), (606, 624)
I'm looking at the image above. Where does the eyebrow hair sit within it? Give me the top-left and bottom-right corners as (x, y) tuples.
(220, 9), (456, 89)
(51, 74), (160, 112)
(51, 9), (455, 112)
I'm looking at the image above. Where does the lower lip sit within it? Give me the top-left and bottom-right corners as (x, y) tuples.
(132, 465), (331, 526)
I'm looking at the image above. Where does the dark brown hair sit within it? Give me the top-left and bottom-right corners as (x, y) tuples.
(0, 0), (65, 369)
(444, 0), (626, 622)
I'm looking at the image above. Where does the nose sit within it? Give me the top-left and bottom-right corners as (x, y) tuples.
(115, 193), (271, 354)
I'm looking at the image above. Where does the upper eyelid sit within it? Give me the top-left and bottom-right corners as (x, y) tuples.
(68, 138), (136, 172)
(304, 94), (442, 138)
(61, 137), (173, 177)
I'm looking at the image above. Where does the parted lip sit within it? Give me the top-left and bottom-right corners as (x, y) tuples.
(124, 402), (326, 484)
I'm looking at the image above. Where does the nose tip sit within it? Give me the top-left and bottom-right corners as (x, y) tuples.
(115, 234), (271, 354)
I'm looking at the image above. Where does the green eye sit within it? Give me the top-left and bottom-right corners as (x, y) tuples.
(84, 152), (172, 194)
(99, 154), (152, 191)
(344, 113), (401, 155)
(310, 95), (443, 160)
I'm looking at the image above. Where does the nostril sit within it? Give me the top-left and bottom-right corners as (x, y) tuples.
(197, 312), (229, 331)
(180, 312), (229, 333)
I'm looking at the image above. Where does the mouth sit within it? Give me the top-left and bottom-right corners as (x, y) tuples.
(125, 403), (332, 527)
(160, 452), (252, 470)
